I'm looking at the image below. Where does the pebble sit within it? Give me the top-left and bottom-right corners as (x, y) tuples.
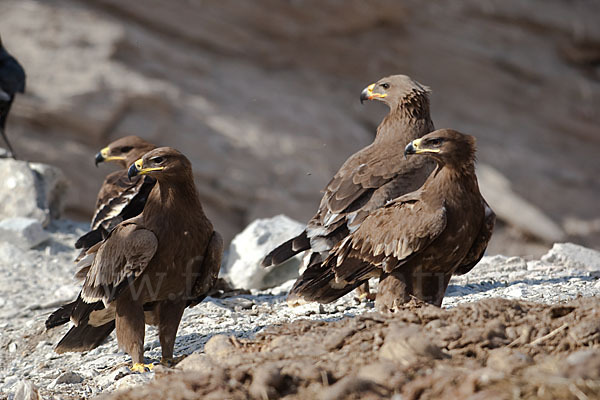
(48, 371), (84, 389)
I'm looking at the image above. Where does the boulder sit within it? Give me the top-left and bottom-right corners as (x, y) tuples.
(220, 215), (305, 290)
(0, 217), (50, 249)
(541, 243), (600, 271)
(0, 159), (68, 227)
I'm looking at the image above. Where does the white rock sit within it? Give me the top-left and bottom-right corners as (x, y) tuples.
(504, 285), (525, 299)
(8, 342), (18, 353)
(0, 218), (50, 249)
(0, 159), (68, 227)
(114, 373), (152, 390)
(48, 371), (84, 388)
(13, 379), (40, 400)
(221, 215), (305, 289)
(97, 366), (131, 389)
(541, 243), (600, 271)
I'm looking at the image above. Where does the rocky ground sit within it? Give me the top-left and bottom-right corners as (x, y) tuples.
(106, 297), (600, 400)
(0, 219), (599, 399)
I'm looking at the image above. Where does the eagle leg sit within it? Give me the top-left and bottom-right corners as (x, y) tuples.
(376, 269), (412, 312)
(355, 282), (376, 301)
(160, 355), (186, 367)
(155, 299), (186, 362)
(116, 293), (146, 365)
(0, 126), (17, 159)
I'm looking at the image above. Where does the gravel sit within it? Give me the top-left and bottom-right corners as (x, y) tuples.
(0, 220), (598, 399)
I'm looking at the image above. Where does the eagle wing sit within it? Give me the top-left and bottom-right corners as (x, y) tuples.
(77, 220), (157, 305)
(330, 194), (447, 281)
(453, 198), (496, 275)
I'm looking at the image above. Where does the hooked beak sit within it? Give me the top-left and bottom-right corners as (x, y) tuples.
(95, 146), (125, 167)
(404, 138), (440, 159)
(128, 158), (164, 180)
(94, 151), (104, 167)
(404, 141), (416, 159)
(360, 83), (387, 104)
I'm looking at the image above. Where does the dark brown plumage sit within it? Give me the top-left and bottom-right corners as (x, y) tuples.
(0, 36), (26, 159)
(47, 147), (223, 370)
(287, 129), (495, 310)
(74, 136), (157, 259)
(262, 74), (435, 298)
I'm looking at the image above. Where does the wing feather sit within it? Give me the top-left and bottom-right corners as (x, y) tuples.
(330, 196), (447, 272)
(80, 222), (157, 304)
(454, 198), (496, 275)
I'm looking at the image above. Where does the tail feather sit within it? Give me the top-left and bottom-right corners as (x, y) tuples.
(45, 301), (76, 329)
(74, 228), (105, 250)
(55, 321), (115, 354)
(48, 294), (116, 354)
(261, 231), (310, 268)
(287, 260), (368, 305)
(71, 295), (106, 326)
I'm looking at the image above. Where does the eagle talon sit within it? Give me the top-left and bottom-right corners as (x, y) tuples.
(130, 362), (154, 373)
(160, 355), (185, 367)
(357, 292), (377, 302)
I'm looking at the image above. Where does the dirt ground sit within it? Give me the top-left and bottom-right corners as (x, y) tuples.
(103, 297), (600, 400)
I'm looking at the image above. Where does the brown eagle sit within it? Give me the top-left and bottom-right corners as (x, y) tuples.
(74, 136), (157, 259)
(287, 129), (495, 310)
(47, 147), (223, 371)
(262, 75), (435, 298)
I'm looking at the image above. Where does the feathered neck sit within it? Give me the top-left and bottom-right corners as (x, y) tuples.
(143, 174), (208, 235)
(374, 93), (434, 144)
(423, 160), (479, 204)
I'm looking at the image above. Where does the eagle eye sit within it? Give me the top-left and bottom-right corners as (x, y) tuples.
(152, 156), (164, 164)
(120, 146), (133, 153)
(380, 83), (390, 89)
(427, 138), (444, 146)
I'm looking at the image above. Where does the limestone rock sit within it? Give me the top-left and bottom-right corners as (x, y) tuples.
(541, 243), (600, 271)
(176, 353), (219, 373)
(0, 217), (50, 249)
(221, 215), (305, 290)
(204, 335), (236, 361)
(13, 379), (40, 400)
(48, 371), (84, 389)
(0, 159), (67, 227)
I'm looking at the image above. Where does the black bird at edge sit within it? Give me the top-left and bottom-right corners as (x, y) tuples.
(0, 35), (26, 159)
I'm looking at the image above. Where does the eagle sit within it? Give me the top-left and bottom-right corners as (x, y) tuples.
(0, 36), (26, 159)
(262, 75), (436, 299)
(261, 75), (434, 294)
(74, 136), (157, 259)
(287, 129), (495, 310)
(46, 147), (223, 371)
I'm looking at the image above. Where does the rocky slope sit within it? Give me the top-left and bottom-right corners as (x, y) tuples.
(0, 0), (598, 254)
